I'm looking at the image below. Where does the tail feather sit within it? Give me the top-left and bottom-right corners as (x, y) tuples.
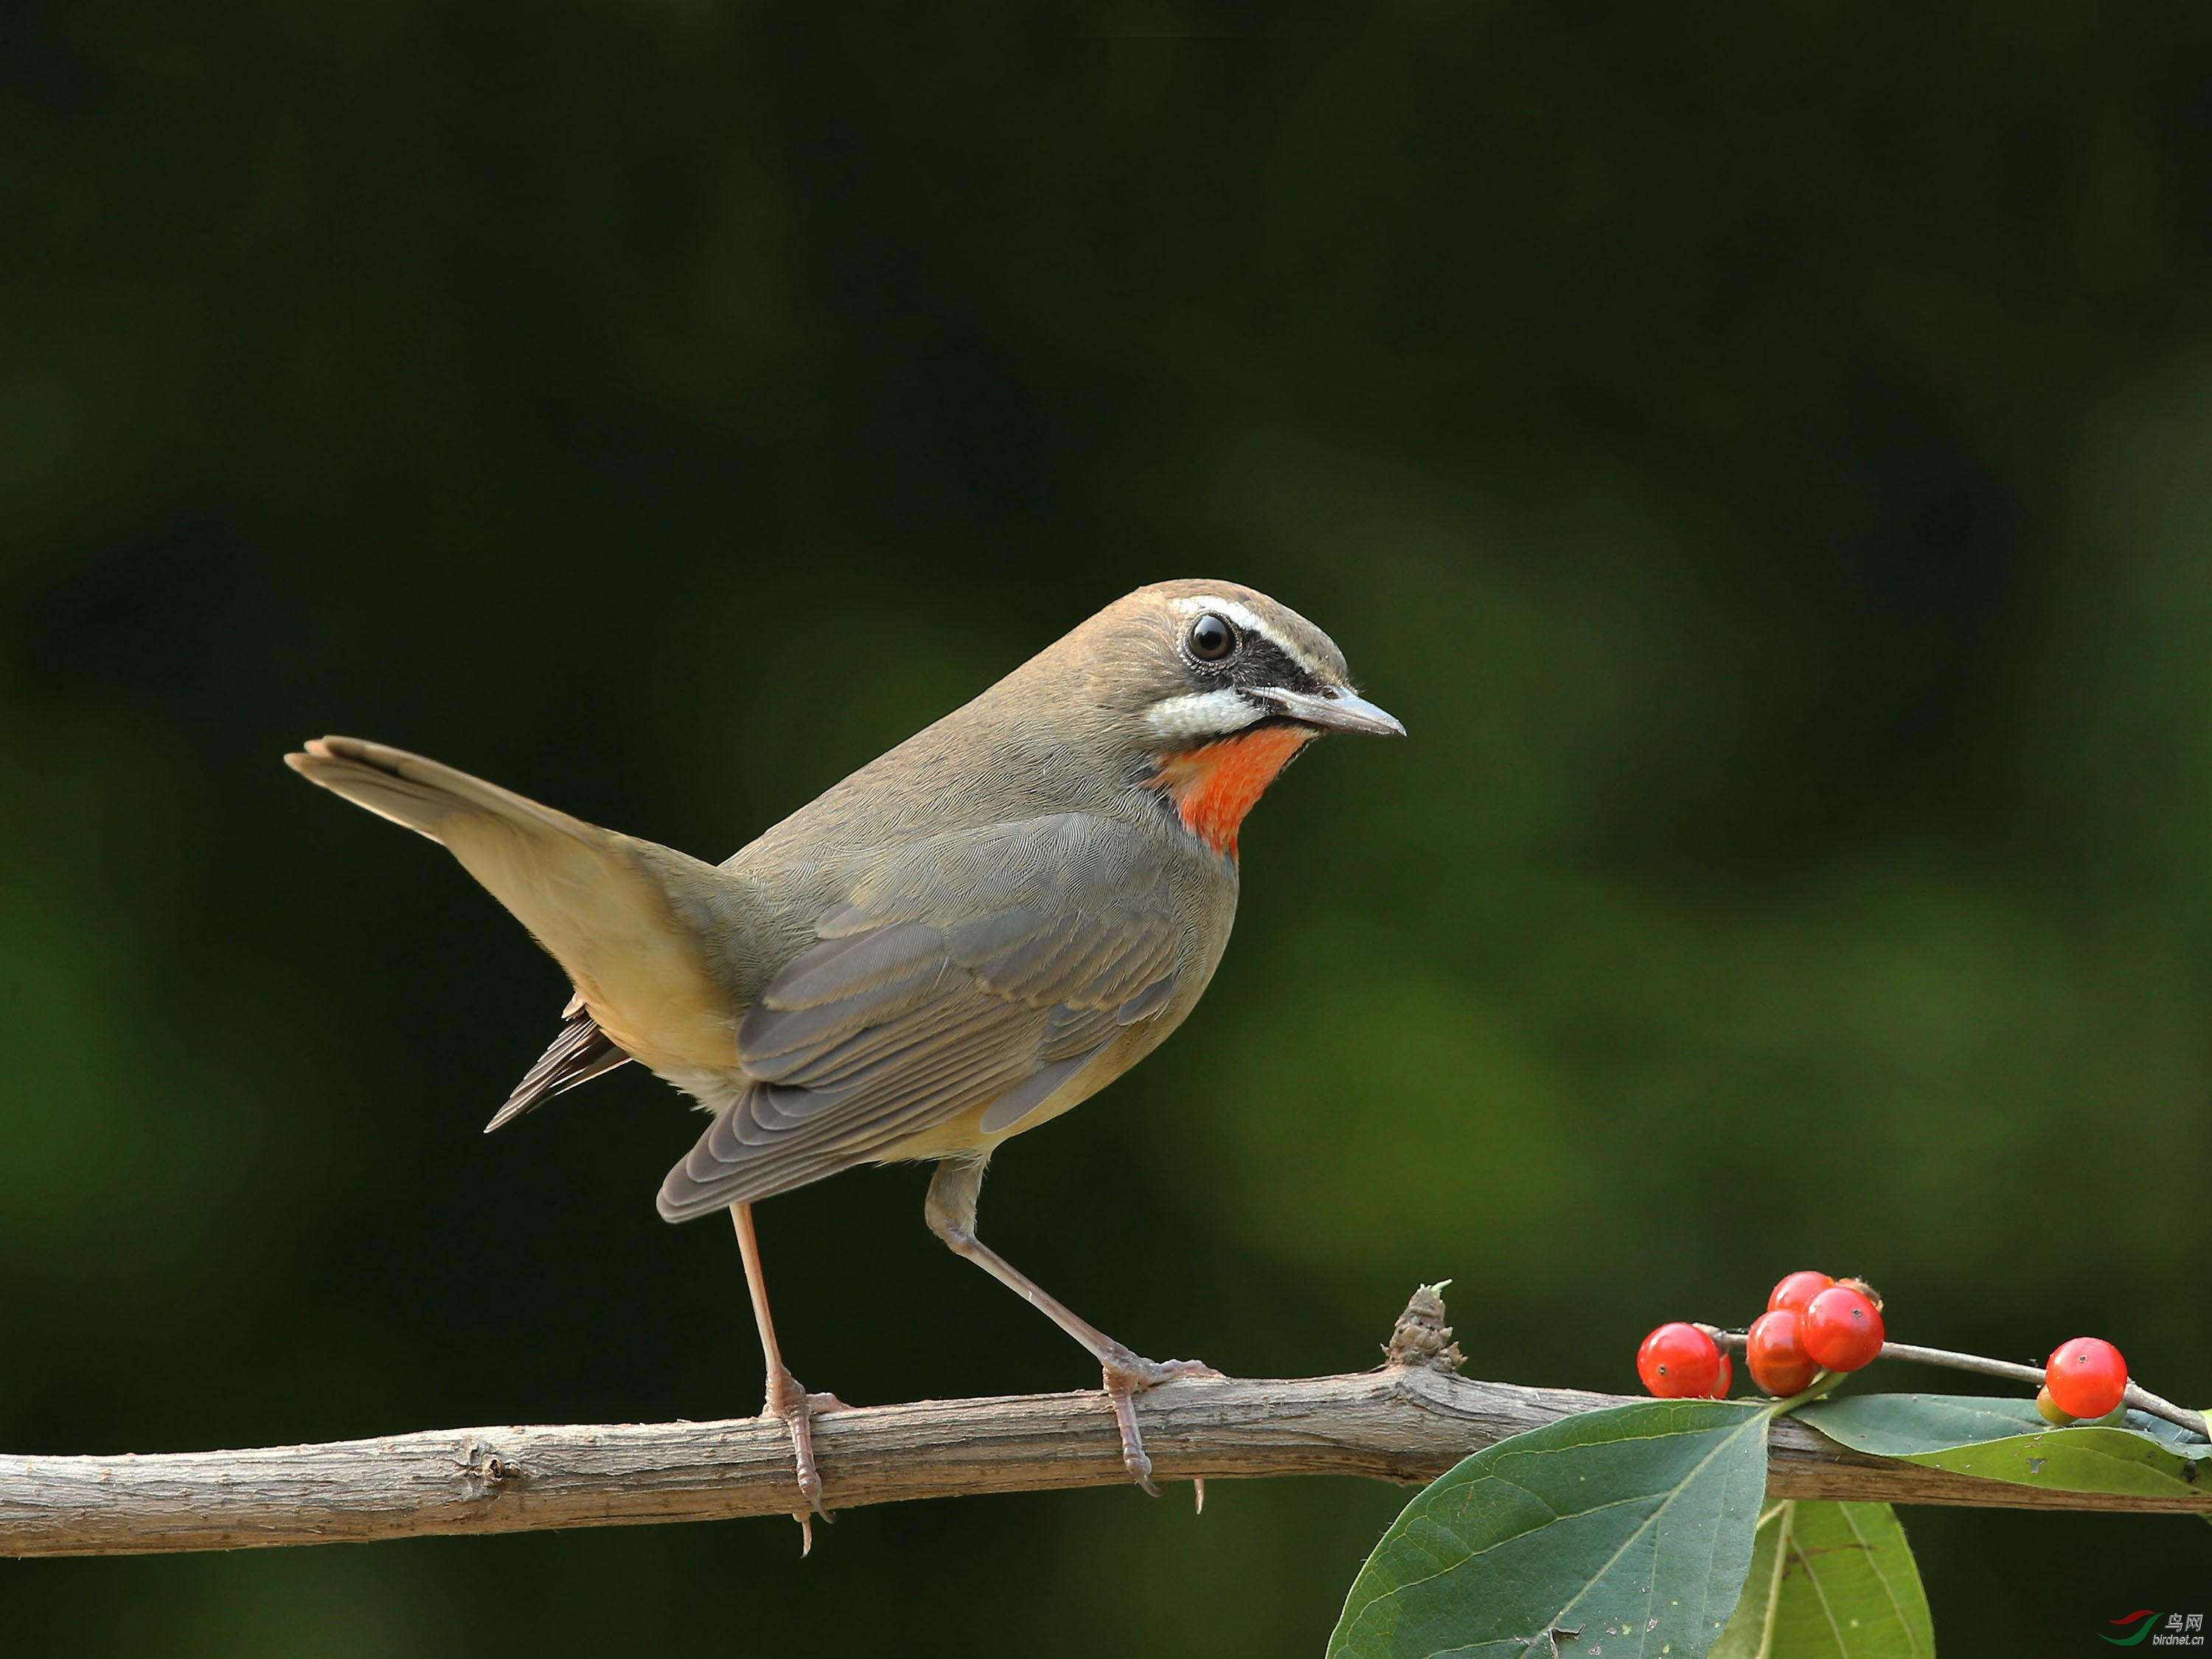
(287, 735), (739, 1080)
(488, 1008), (631, 1133)
(285, 736), (599, 845)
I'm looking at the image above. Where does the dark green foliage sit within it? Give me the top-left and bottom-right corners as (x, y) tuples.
(1331, 1401), (1773, 1659)
(1713, 1501), (1933, 1659)
(1798, 1396), (2211, 1500)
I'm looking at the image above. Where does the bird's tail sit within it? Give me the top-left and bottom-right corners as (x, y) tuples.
(285, 737), (738, 1078)
(287, 734), (599, 848)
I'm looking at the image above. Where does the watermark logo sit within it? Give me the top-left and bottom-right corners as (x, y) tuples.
(2103, 1613), (2205, 1648)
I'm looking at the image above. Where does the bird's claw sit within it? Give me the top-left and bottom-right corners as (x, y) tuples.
(1099, 1348), (1221, 1498)
(763, 1366), (848, 1551)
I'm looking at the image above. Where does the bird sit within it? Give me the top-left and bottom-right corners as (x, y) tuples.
(286, 578), (1402, 1545)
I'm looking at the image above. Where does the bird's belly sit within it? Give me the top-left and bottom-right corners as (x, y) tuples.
(869, 1060), (1112, 1164)
(647, 1064), (750, 1117)
(872, 1103), (998, 1164)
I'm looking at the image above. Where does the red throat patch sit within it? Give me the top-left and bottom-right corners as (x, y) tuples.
(1151, 726), (1315, 858)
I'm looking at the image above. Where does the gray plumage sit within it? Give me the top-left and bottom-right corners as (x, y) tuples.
(285, 579), (1393, 1223)
(658, 813), (1188, 1218)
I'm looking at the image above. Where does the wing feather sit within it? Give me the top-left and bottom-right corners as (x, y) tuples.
(655, 815), (1187, 1221)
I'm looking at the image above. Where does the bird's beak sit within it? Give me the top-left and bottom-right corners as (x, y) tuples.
(1254, 685), (1407, 737)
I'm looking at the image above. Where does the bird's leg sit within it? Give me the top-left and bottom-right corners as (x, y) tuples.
(729, 1202), (846, 1551)
(924, 1161), (1218, 1498)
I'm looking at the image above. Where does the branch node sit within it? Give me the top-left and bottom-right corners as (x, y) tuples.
(1384, 1281), (1465, 1374)
(454, 1439), (517, 1499)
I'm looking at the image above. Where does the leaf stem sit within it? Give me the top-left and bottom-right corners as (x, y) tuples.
(1761, 1368), (1846, 1416)
(1699, 1329), (2209, 1441)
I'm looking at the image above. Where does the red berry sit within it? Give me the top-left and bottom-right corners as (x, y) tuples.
(1638, 1323), (1721, 1399)
(2045, 1338), (2128, 1420)
(1767, 1271), (1835, 1318)
(1709, 1352), (1734, 1398)
(1801, 1285), (1885, 1371)
(1746, 1310), (1822, 1397)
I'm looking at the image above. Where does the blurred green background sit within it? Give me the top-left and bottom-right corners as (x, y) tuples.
(4, 4), (2210, 1653)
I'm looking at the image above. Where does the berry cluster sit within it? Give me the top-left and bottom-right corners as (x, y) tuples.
(1748, 1272), (1885, 1394)
(1635, 1270), (2138, 1422)
(1636, 1270), (1885, 1399)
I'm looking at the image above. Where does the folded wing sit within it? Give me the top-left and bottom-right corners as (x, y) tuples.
(656, 814), (1183, 1220)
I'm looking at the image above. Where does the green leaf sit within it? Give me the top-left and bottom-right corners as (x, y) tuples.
(1794, 1394), (2210, 1501)
(1711, 1502), (1933, 1659)
(1328, 1399), (1773, 1659)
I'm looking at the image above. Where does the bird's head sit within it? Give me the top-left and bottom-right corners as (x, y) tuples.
(1041, 579), (1405, 857)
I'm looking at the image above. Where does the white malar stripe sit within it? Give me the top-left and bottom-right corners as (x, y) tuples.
(1146, 688), (1265, 743)
(1169, 594), (1327, 678)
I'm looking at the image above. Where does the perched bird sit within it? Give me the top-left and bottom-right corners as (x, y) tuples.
(288, 579), (1401, 1543)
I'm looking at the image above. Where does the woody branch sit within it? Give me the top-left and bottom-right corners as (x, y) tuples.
(4, 1291), (2205, 1559)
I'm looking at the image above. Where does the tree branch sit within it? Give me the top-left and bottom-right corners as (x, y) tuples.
(7, 1298), (2205, 1559)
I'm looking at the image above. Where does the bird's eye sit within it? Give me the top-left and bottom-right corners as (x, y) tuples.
(1187, 613), (1238, 662)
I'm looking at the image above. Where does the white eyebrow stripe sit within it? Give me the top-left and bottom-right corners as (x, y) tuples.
(1145, 688), (1265, 742)
(1169, 594), (1329, 679)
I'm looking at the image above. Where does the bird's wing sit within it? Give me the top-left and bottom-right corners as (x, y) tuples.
(656, 813), (1184, 1220)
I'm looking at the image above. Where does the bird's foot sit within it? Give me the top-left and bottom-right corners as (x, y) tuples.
(763, 1364), (849, 1554)
(1099, 1346), (1222, 1498)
